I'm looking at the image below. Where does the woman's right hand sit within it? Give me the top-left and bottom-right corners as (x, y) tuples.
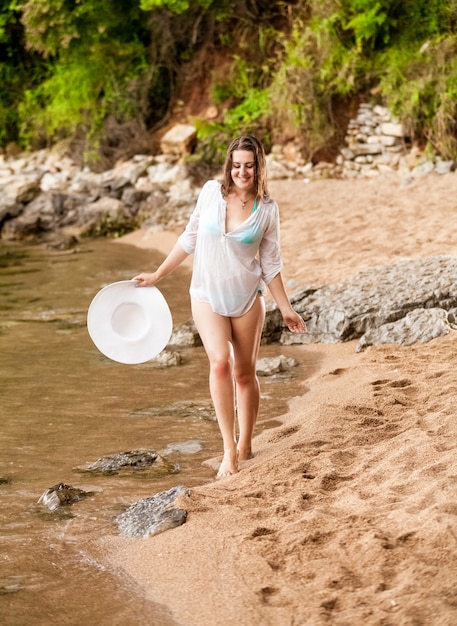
(132, 272), (159, 287)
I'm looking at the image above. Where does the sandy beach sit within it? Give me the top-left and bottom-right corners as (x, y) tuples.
(101, 172), (457, 625)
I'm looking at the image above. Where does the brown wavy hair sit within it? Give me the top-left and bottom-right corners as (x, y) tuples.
(221, 135), (269, 201)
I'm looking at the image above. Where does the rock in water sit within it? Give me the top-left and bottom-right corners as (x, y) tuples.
(78, 449), (179, 476)
(115, 485), (189, 538)
(37, 483), (92, 512)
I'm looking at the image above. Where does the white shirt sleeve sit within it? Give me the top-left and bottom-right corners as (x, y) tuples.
(177, 181), (209, 254)
(258, 200), (283, 284)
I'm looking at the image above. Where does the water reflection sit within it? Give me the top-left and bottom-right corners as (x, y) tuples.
(0, 239), (304, 625)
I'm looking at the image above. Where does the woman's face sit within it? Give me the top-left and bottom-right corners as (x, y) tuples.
(230, 150), (256, 193)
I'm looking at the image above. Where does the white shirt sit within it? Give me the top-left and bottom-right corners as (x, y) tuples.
(178, 180), (283, 316)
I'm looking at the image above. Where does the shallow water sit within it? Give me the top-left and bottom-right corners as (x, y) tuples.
(0, 238), (304, 625)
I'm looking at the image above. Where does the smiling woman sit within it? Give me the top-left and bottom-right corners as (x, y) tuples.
(133, 134), (307, 479)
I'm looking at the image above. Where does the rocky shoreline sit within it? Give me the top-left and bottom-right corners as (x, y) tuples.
(1, 106), (456, 246)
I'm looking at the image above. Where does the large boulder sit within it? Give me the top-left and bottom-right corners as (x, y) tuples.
(160, 124), (197, 157)
(265, 256), (457, 351)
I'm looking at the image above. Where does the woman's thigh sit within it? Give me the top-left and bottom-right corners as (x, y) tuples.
(191, 298), (233, 361)
(231, 295), (265, 373)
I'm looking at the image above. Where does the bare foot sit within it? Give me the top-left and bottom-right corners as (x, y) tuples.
(237, 446), (254, 463)
(216, 449), (238, 479)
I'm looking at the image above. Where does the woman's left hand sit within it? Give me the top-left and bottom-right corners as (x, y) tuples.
(283, 310), (308, 333)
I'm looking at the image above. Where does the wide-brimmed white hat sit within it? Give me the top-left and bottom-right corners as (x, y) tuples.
(87, 280), (173, 364)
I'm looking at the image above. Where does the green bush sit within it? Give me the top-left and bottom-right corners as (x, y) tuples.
(2, 0), (457, 162)
(264, 0), (457, 158)
(18, 43), (150, 153)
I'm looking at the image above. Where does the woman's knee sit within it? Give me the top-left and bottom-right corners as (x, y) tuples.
(209, 354), (233, 379)
(233, 366), (257, 387)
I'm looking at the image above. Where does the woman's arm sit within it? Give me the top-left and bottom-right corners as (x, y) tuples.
(133, 240), (189, 287)
(267, 272), (308, 333)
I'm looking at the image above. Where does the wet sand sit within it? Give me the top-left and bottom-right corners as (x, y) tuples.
(101, 173), (457, 625)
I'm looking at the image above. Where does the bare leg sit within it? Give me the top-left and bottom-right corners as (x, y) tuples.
(191, 299), (238, 477)
(231, 295), (265, 461)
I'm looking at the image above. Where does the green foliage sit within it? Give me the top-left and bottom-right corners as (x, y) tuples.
(140, 0), (214, 13)
(379, 37), (457, 158)
(0, 0), (155, 155)
(2, 0), (457, 162)
(265, 10), (361, 157)
(198, 86), (270, 140)
(343, 2), (391, 51)
(0, 1), (20, 45)
(223, 88), (270, 132)
(20, 0), (150, 57)
(198, 19), (284, 158)
(18, 42), (150, 153)
(0, 2), (35, 144)
(263, 0), (457, 158)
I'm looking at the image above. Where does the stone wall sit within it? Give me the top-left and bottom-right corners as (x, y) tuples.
(267, 103), (456, 181)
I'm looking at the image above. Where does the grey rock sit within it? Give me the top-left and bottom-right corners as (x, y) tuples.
(78, 196), (130, 228)
(256, 355), (298, 376)
(121, 186), (150, 208)
(264, 256), (457, 351)
(150, 350), (183, 367)
(0, 577), (21, 595)
(356, 307), (451, 352)
(261, 300), (289, 344)
(340, 147), (355, 160)
(2, 175), (42, 203)
(435, 159), (455, 175)
(115, 485), (189, 538)
(130, 401), (215, 421)
(78, 449), (179, 476)
(101, 157), (152, 189)
(161, 440), (203, 455)
(0, 151), (198, 242)
(447, 307), (457, 329)
(0, 193), (20, 223)
(339, 104), (412, 177)
(37, 482), (93, 512)
(170, 319), (202, 347)
(411, 161), (435, 177)
(380, 135), (398, 147)
(348, 142), (384, 156)
(1, 203), (49, 240)
(381, 122), (405, 138)
(160, 124), (196, 156)
(266, 155), (294, 179)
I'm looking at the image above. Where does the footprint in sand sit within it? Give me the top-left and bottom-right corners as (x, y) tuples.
(343, 404), (384, 417)
(320, 473), (355, 492)
(267, 425), (301, 443)
(258, 586), (285, 607)
(250, 527), (276, 538)
(291, 439), (330, 451)
(389, 378), (413, 388)
(370, 377), (414, 391)
(329, 449), (358, 466)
